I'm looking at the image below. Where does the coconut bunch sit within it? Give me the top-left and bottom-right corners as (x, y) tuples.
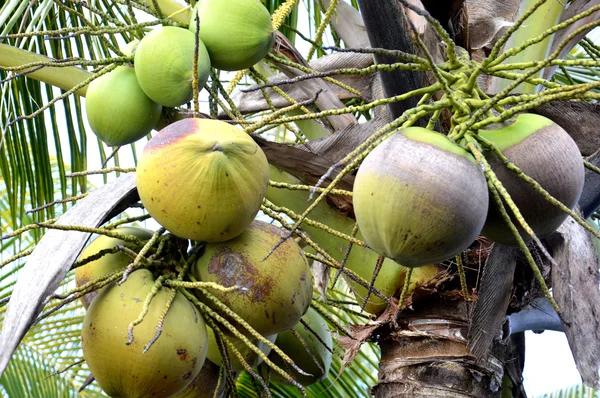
(85, 0), (275, 147)
(351, 113), (584, 270)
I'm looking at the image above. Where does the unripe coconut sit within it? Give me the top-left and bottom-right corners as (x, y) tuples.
(136, 118), (270, 242)
(75, 226), (154, 309)
(192, 220), (313, 336)
(205, 326), (277, 371)
(85, 65), (161, 146)
(479, 113), (585, 245)
(353, 127), (489, 267)
(268, 308), (332, 386)
(134, 26), (211, 107)
(82, 269), (208, 398)
(190, 0), (275, 71)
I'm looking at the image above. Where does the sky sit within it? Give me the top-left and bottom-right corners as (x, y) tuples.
(28, 0), (598, 396)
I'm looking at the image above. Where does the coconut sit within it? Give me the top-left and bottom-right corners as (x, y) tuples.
(189, 0), (275, 71)
(134, 26), (211, 107)
(353, 127), (489, 267)
(267, 308), (332, 386)
(479, 113), (585, 245)
(75, 226), (154, 309)
(192, 220), (313, 336)
(205, 326), (277, 371)
(82, 269), (208, 398)
(85, 65), (161, 146)
(136, 118), (270, 242)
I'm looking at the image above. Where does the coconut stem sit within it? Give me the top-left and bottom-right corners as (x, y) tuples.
(25, 192), (88, 214)
(192, 9), (201, 117)
(0, 218), (59, 243)
(267, 52), (368, 99)
(244, 89), (324, 134)
(143, 284), (177, 352)
(66, 167), (136, 177)
(397, 268), (412, 310)
(204, 319), (239, 397)
(127, 275), (165, 345)
(119, 228), (166, 284)
(268, 180), (352, 197)
(0, 248), (34, 270)
(263, 200), (366, 248)
(248, 67), (308, 144)
(361, 255), (386, 312)
(291, 328), (325, 375)
(181, 287), (310, 388)
(310, 300), (352, 339)
(455, 254), (470, 302)
(307, 0), (339, 61)
(331, 222), (360, 289)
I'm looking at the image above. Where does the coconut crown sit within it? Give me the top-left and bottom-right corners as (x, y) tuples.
(478, 113), (584, 245)
(134, 26), (211, 107)
(353, 127), (489, 267)
(190, 0), (275, 71)
(85, 65), (161, 146)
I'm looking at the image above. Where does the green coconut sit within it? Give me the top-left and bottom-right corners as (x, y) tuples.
(205, 326), (277, 371)
(136, 118), (270, 242)
(189, 0), (275, 71)
(75, 226), (154, 309)
(267, 308), (332, 386)
(353, 127), (489, 267)
(479, 113), (585, 245)
(85, 65), (162, 146)
(134, 26), (211, 107)
(192, 220), (313, 336)
(82, 269), (208, 398)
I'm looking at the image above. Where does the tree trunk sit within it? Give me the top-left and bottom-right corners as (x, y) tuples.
(374, 296), (518, 397)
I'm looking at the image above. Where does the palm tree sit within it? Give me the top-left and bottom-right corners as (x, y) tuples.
(1, 0), (600, 397)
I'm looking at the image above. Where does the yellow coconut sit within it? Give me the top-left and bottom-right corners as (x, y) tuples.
(189, 0), (275, 71)
(134, 26), (211, 107)
(479, 113), (585, 245)
(353, 127), (489, 267)
(136, 118), (270, 242)
(85, 65), (161, 146)
(268, 308), (332, 386)
(82, 269), (208, 398)
(192, 220), (313, 336)
(75, 226), (154, 309)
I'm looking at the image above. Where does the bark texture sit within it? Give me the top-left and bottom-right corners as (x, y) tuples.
(375, 297), (509, 397)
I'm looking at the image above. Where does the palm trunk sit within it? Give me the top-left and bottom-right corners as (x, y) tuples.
(374, 296), (516, 397)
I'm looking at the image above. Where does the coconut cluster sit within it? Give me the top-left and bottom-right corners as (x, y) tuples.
(353, 115), (584, 268)
(85, 0), (275, 147)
